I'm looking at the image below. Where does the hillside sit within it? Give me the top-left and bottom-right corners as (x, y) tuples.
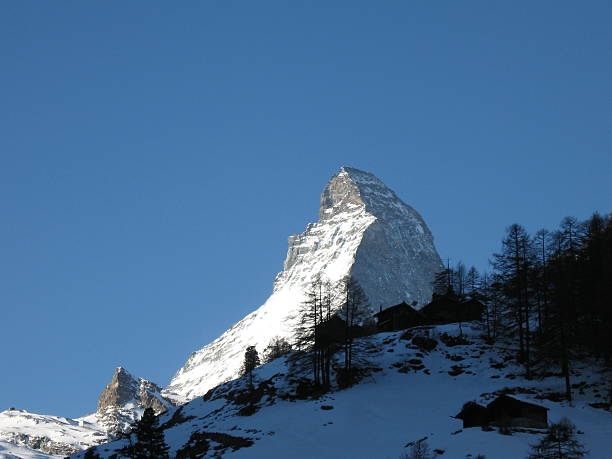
(74, 323), (612, 459)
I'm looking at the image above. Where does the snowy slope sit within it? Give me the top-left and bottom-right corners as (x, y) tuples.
(0, 440), (63, 459)
(168, 167), (443, 400)
(75, 323), (612, 459)
(0, 410), (105, 457)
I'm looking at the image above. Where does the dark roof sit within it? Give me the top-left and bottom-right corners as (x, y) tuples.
(373, 302), (421, 318)
(486, 395), (549, 411)
(455, 401), (486, 419)
(462, 298), (485, 307)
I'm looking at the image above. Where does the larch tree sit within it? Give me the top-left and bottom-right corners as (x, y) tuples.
(492, 223), (534, 377)
(337, 276), (370, 378)
(527, 417), (586, 459)
(241, 345), (260, 389)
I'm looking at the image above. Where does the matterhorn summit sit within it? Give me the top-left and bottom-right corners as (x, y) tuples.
(168, 167), (443, 400)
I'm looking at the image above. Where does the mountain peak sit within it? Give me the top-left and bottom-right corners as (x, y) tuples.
(321, 167), (422, 225)
(114, 366), (132, 378)
(168, 167), (443, 400)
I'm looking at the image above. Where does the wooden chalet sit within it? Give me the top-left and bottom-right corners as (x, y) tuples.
(420, 292), (461, 323)
(373, 302), (425, 332)
(316, 315), (367, 345)
(461, 298), (486, 321)
(455, 401), (487, 428)
(420, 292), (484, 324)
(485, 395), (548, 429)
(455, 395), (548, 429)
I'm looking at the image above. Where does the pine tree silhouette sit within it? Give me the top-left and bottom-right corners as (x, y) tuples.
(83, 447), (102, 459)
(129, 408), (169, 459)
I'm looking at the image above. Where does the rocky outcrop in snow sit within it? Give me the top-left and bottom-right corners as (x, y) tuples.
(167, 166), (443, 400)
(95, 367), (176, 436)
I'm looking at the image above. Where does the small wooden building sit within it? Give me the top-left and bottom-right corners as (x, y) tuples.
(456, 395), (548, 429)
(373, 302), (425, 332)
(420, 292), (461, 324)
(420, 293), (484, 324)
(316, 315), (367, 345)
(456, 402), (487, 428)
(461, 298), (486, 322)
(486, 395), (548, 429)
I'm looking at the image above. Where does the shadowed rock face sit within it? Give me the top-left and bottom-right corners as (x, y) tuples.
(168, 167), (443, 400)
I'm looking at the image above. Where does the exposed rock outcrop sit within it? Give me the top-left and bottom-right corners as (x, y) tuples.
(95, 367), (176, 436)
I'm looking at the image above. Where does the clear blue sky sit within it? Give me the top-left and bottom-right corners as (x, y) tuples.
(1, 2), (610, 418)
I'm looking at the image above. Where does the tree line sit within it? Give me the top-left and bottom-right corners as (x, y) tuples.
(239, 274), (372, 394)
(438, 212), (611, 402)
(291, 275), (371, 388)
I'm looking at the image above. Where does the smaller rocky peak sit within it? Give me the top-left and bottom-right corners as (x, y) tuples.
(96, 367), (175, 436)
(97, 367), (139, 411)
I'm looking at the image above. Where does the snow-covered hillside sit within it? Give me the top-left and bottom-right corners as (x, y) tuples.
(168, 166), (443, 400)
(0, 440), (63, 459)
(0, 410), (104, 457)
(76, 323), (612, 459)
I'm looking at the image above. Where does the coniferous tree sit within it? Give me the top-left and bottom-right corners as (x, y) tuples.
(492, 223), (534, 376)
(292, 276), (336, 386)
(128, 408), (169, 459)
(83, 448), (102, 459)
(401, 439), (434, 459)
(454, 261), (467, 299)
(241, 345), (260, 388)
(465, 266), (480, 299)
(263, 336), (292, 363)
(338, 276), (370, 377)
(479, 272), (493, 340)
(533, 228), (551, 338)
(537, 218), (584, 402)
(432, 266), (454, 296)
(527, 417), (586, 459)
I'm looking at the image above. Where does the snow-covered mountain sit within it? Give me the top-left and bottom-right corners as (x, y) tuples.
(2, 166), (444, 458)
(168, 166), (443, 400)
